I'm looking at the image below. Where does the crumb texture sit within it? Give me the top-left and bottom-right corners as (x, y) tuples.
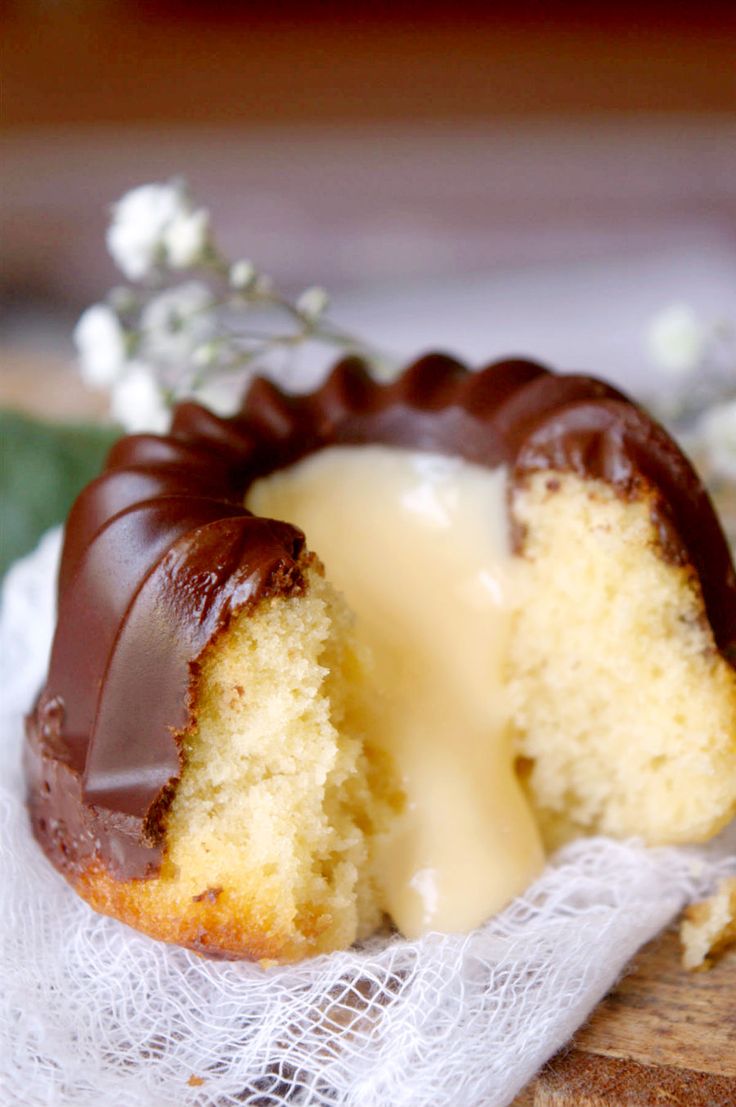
(680, 876), (736, 970)
(79, 563), (386, 961)
(509, 471), (736, 848)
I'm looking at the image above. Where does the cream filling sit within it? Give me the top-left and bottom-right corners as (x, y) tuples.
(246, 445), (544, 938)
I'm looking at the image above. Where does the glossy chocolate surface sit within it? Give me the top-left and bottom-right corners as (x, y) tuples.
(26, 354), (736, 882)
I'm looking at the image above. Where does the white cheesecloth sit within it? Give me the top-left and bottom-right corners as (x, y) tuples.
(2, 529), (734, 1107)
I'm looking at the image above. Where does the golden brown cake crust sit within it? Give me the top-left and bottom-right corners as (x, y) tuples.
(71, 862), (331, 962)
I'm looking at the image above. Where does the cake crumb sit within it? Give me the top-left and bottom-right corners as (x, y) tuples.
(192, 885), (223, 904)
(680, 877), (736, 971)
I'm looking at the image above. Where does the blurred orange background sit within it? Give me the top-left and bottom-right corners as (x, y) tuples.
(6, 1), (736, 128)
(2, 1), (735, 415)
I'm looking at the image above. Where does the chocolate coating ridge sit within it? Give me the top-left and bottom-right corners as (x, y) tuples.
(26, 353), (736, 884)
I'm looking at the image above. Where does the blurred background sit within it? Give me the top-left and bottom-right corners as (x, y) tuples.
(2, 0), (736, 572)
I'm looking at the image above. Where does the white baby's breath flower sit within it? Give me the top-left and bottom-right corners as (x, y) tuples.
(141, 281), (215, 364)
(162, 206), (210, 269)
(74, 304), (128, 389)
(696, 400), (736, 481)
(647, 303), (707, 375)
(110, 363), (170, 434)
(229, 259), (257, 291)
(296, 285), (329, 322)
(192, 341), (219, 369)
(107, 182), (188, 280)
(81, 180), (377, 417)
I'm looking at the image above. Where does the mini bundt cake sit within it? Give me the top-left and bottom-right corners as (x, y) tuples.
(25, 355), (736, 961)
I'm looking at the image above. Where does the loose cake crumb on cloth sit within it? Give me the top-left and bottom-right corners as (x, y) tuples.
(680, 876), (736, 971)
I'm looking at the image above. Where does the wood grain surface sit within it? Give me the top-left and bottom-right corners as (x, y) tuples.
(514, 929), (736, 1105)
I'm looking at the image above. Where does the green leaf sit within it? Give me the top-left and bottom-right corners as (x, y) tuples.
(0, 411), (119, 579)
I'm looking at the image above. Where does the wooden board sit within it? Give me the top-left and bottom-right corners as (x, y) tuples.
(514, 929), (736, 1106)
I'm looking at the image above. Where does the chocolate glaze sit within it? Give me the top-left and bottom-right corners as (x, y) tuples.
(26, 353), (736, 885)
